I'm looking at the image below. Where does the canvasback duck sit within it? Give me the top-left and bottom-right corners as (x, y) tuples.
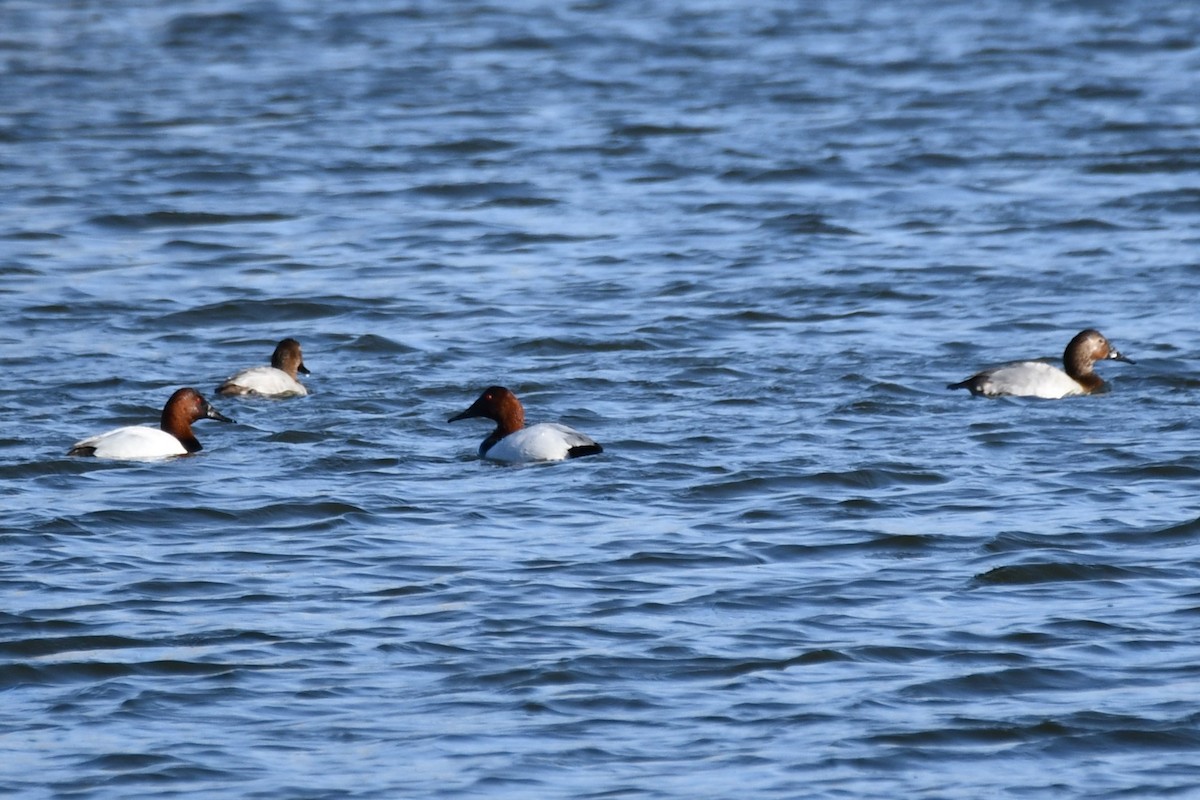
(448, 386), (603, 463)
(948, 328), (1133, 399)
(217, 337), (310, 397)
(68, 387), (235, 459)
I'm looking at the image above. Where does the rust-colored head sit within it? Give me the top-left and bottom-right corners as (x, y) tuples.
(448, 386), (525, 437)
(1063, 329), (1132, 377)
(160, 387), (235, 452)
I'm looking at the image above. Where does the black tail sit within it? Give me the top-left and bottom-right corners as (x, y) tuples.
(567, 443), (604, 459)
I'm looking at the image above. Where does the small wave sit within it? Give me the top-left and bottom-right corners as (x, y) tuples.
(164, 9), (296, 48)
(886, 153), (970, 171)
(903, 666), (1089, 699)
(158, 298), (353, 326)
(611, 123), (721, 138)
(0, 658), (234, 689)
(406, 181), (539, 200)
(759, 213), (858, 236)
(89, 211), (292, 230)
(1105, 188), (1200, 214)
(1086, 154), (1200, 174)
(0, 634), (148, 659)
(417, 137), (516, 154)
(973, 562), (1142, 585)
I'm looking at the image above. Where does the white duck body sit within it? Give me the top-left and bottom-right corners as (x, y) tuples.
(483, 422), (602, 463)
(219, 365), (308, 397)
(958, 360), (1087, 399)
(70, 425), (190, 460)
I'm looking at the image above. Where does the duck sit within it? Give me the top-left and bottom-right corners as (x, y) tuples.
(448, 386), (603, 463)
(217, 338), (310, 397)
(947, 328), (1133, 399)
(68, 387), (235, 459)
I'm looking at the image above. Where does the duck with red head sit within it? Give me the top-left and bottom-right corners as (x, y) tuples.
(448, 386), (603, 463)
(69, 387), (235, 459)
(948, 328), (1133, 399)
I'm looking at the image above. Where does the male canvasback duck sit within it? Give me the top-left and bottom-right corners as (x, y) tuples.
(217, 337), (310, 397)
(68, 387), (235, 459)
(947, 328), (1133, 399)
(448, 386), (604, 463)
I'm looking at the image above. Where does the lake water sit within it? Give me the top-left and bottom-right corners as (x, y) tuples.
(4, 1), (1200, 797)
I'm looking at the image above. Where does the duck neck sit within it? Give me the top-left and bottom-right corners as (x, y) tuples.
(479, 429), (504, 457)
(495, 402), (524, 437)
(479, 404), (523, 456)
(161, 413), (201, 452)
(1065, 350), (1094, 381)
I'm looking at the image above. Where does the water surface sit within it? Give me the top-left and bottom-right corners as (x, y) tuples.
(3, 2), (1200, 797)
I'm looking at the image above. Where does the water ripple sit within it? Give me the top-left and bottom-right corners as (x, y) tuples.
(3, 1), (1200, 798)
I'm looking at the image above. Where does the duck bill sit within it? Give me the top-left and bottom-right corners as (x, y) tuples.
(1109, 349), (1134, 364)
(448, 407), (479, 423)
(298, 362), (311, 375)
(448, 398), (489, 423)
(205, 404), (236, 424)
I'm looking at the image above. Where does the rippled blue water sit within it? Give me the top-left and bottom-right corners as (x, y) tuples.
(4, 1), (1200, 797)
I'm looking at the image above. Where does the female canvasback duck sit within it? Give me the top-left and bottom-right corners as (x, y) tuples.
(68, 387), (235, 459)
(948, 328), (1133, 399)
(217, 337), (310, 397)
(448, 386), (604, 463)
